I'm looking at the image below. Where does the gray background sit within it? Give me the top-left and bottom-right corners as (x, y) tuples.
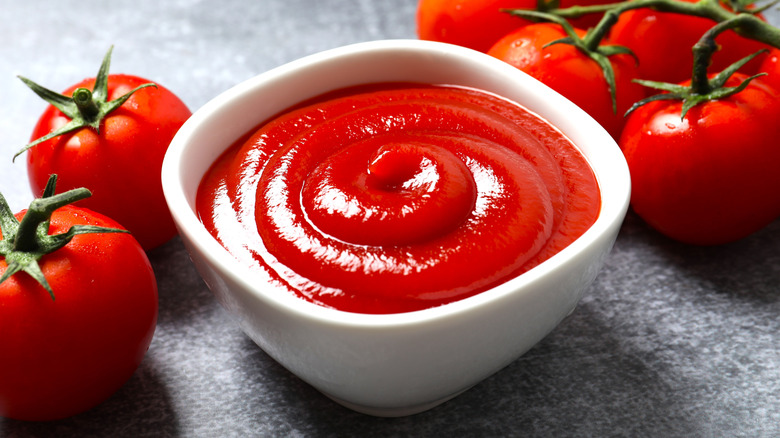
(1, 1), (778, 436)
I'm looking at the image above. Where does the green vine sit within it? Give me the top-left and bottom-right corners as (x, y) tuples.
(504, 0), (780, 116)
(530, 0), (780, 49)
(626, 17), (770, 117)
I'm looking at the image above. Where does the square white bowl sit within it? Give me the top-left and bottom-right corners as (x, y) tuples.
(161, 39), (630, 417)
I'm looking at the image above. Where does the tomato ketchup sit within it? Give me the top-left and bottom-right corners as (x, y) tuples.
(196, 84), (600, 314)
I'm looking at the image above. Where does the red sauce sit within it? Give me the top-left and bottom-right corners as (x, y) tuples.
(196, 84), (600, 314)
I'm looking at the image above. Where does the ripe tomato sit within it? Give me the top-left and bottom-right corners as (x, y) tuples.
(487, 23), (646, 139)
(21, 51), (191, 251)
(757, 47), (780, 90)
(0, 188), (158, 421)
(416, 0), (618, 53)
(609, 0), (768, 83)
(618, 74), (780, 245)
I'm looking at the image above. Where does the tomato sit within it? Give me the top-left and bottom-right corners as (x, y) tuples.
(487, 23), (646, 140)
(0, 180), (158, 421)
(618, 74), (780, 245)
(20, 49), (191, 251)
(416, 0), (619, 53)
(757, 47), (780, 90)
(609, 0), (768, 83)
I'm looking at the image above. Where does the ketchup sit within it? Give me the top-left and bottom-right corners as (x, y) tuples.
(197, 84), (600, 314)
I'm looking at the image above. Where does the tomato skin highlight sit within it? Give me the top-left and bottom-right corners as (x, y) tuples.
(0, 206), (158, 421)
(618, 74), (780, 245)
(416, 0), (617, 53)
(26, 74), (192, 251)
(757, 48), (780, 91)
(609, 0), (769, 84)
(487, 23), (646, 140)
(197, 84), (600, 314)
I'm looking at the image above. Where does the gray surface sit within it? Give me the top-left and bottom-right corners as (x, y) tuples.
(1, 1), (778, 436)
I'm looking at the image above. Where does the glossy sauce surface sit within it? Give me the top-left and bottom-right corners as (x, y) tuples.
(197, 84), (600, 314)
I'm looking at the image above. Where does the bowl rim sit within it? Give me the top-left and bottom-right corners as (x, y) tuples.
(161, 38), (630, 328)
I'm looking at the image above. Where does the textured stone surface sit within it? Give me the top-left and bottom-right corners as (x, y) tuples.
(1, 1), (778, 436)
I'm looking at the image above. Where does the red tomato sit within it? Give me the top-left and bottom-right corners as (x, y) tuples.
(24, 73), (191, 251)
(757, 47), (780, 90)
(609, 0), (768, 83)
(618, 74), (780, 245)
(487, 23), (646, 139)
(0, 204), (158, 421)
(417, 0), (618, 53)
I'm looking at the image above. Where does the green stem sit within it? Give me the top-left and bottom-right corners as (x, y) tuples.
(72, 88), (100, 120)
(690, 14), (770, 93)
(691, 26), (722, 94)
(547, 0), (780, 50)
(13, 188), (91, 252)
(15, 47), (157, 159)
(0, 175), (129, 300)
(582, 7), (621, 51)
(550, 0), (728, 20)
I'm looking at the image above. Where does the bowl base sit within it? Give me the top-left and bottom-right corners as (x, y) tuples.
(322, 387), (471, 417)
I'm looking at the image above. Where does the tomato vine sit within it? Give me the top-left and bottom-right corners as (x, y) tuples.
(627, 16), (771, 117)
(506, 0), (780, 114)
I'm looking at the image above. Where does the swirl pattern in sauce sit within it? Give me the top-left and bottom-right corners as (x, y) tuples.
(197, 84), (600, 314)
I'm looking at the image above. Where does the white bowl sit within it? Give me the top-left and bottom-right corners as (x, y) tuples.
(161, 39), (630, 417)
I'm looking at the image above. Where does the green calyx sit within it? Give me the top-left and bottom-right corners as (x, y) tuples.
(13, 46), (157, 162)
(503, 8), (637, 114)
(626, 50), (768, 118)
(625, 15), (771, 118)
(0, 175), (128, 300)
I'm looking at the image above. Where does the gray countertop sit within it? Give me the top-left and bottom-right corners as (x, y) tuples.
(1, 1), (778, 436)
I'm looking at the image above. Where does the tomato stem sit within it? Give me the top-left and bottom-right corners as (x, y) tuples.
(12, 188), (91, 253)
(72, 88), (100, 120)
(13, 46), (157, 162)
(503, 8), (636, 113)
(0, 175), (129, 300)
(582, 8), (620, 51)
(626, 47), (768, 118)
(506, 0), (780, 117)
(538, 0), (780, 50)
